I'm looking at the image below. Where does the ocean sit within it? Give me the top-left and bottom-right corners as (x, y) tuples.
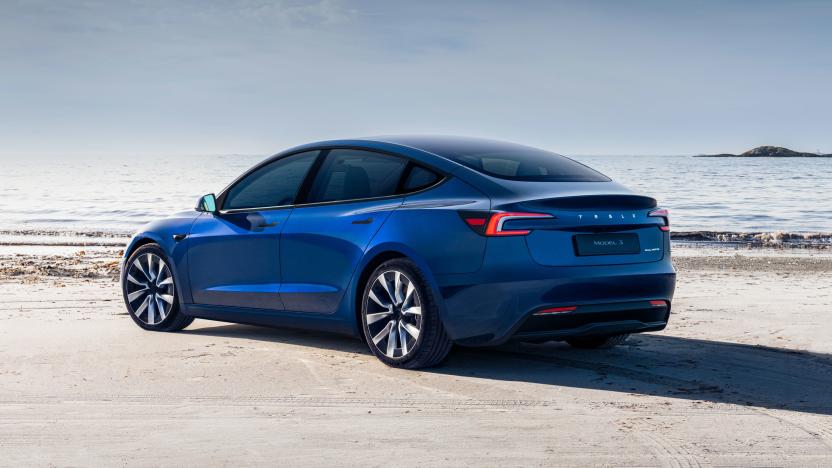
(1, 154), (830, 245)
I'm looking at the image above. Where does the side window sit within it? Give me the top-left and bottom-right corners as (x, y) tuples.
(223, 151), (319, 210)
(306, 149), (407, 203)
(402, 166), (441, 192)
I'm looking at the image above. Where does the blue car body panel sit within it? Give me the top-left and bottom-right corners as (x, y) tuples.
(123, 136), (676, 346)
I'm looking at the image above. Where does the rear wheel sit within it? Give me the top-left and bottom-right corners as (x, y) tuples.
(122, 243), (194, 332)
(360, 259), (452, 369)
(566, 333), (630, 349)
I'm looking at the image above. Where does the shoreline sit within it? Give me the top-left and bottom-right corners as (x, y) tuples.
(2, 243), (831, 284)
(2, 229), (831, 249)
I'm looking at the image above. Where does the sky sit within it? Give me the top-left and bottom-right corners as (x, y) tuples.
(1, 0), (831, 157)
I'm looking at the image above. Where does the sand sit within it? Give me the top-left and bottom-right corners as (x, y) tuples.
(1, 245), (831, 466)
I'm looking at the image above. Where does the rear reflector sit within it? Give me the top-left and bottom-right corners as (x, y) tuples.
(464, 218), (486, 227)
(534, 306), (576, 316)
(649, 300), (667, 307)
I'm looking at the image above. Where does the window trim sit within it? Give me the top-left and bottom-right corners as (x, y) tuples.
(216, 146), (448, 214)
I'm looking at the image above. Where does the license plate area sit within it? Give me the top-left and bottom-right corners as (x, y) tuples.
(573, 233), (640, 256)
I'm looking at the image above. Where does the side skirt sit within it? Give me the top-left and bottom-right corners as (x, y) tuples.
(181, 303), (358, 337)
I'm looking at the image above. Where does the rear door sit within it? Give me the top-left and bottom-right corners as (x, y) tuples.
(279, 149), (409, 313)
(187, 151), (319, 309)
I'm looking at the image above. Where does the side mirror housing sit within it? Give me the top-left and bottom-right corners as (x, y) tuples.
(196, 193), (217, 213)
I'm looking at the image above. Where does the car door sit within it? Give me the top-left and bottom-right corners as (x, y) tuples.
(187, 150), (319, 310)
(279, 148), (409, 314)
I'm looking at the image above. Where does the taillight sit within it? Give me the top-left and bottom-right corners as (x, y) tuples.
(459, 211), (554, 236)
(648, 208), (670, 232)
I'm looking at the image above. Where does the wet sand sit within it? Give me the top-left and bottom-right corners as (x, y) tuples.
(1, 245), (831, 466)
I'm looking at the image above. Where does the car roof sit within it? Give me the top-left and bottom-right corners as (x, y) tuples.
(284, 135), (551, 171)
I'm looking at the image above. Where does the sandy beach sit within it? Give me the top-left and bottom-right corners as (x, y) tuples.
(1, 243), (831, 466)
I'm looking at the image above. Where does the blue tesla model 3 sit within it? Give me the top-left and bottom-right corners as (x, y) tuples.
(121, 136), (676, 368)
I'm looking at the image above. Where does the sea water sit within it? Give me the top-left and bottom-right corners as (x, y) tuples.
(1, 154), (830, 243)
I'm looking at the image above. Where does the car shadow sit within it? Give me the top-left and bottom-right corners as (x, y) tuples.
(184, 323), (832, 416)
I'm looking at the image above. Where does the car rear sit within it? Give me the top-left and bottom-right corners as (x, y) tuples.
(394, 136), (676, 346)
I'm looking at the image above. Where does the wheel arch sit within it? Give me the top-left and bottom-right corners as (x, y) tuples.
(121, 232), (192, 306)
(349, 244), (445, 342)
(123, 235), (161, 263)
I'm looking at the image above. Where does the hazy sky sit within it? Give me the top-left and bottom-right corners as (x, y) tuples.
(2, 0), (831, 156)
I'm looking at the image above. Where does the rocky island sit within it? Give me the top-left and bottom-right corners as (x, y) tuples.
(698, 145), (831, 157)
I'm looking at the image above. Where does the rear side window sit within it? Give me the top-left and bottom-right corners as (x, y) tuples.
(402, 166), (441, 192)
(417, 139), (609, 182)
(223, 151), (319, 210)
(306, 149), (407, 203)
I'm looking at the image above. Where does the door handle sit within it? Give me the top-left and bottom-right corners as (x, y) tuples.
(351, 218), (374, 225)
(172, 233), (188, 242)
(253, 221), (279, 228)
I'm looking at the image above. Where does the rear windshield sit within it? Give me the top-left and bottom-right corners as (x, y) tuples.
(418, 139), (610, 182)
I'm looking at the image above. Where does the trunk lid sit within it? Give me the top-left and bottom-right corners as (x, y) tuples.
(497, 192), (666, 266)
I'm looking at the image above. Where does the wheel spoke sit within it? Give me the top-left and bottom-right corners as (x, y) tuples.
(394, 271), (403, 305)
(134, 295), (150, 317)
(368, 289), (389, 308)
(155, 295), (167, 321)
(372, 321), (394, 345)
(146, 254), (156, 282)
(366, 311), (392, 325)
(132, 259), (149, 281)
(157, 259), (165, 283)
(157, 293), (174, 304)
(147, 296), (156, 324)
(398, 321), (408, 354)
(127, 288), (147, 302)
(386, 321), (398, 357)
(157, 276), (174, 286)
(403, 282), (415, 306)
(126, 274), (147, 287)
(402, 322), (420, 340)
(402, 306), (421, 316)
(380, 273), (396, 304)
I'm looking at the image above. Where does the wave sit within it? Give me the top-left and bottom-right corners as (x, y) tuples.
(672, 231), (832, 248)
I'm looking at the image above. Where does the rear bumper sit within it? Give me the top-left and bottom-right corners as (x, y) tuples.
(433, 237), (676, 346)
(509, 300), (670, 343)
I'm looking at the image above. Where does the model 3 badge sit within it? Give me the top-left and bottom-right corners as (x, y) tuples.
(594, 240), (624, 247)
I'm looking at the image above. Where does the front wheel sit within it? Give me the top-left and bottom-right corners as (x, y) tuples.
(122, 243), (194, 332)
(360, 259), (452, 369)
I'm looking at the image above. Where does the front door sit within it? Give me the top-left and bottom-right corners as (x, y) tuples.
(187, 150), (319, 310)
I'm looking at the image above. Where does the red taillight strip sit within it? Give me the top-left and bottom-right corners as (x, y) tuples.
(648, 208), (670, 232)
(485, 212), (553, 236)
(533, 306), (576, 316)
(648, 209), (668, 217)
(649, 300), (667, 307)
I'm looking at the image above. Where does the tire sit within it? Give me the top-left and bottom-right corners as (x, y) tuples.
(122, 243), (194, 332)
(360, 258), (452, 369)
(566, 333), (630, 349)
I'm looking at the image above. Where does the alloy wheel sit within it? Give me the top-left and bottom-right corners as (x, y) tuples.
(125, 253), (175, 326)
(365, 269), (423, 358)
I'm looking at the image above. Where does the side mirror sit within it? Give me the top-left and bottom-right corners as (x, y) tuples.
(196, 193), (217, 213)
